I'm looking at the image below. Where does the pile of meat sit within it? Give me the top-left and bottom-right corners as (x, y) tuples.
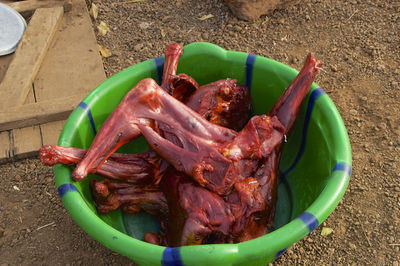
(39, 43), (322, 247)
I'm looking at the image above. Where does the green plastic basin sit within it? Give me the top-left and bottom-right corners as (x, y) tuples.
(54, 42), (352, 265)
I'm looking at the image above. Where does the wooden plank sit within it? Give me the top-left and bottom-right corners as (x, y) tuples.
(0, 93), (87, 131)
(40, 120), (66, 145)
(0, 131), (11, 163)
(9, 73), (44, 160)
(6, 0), (72, 13)
(0, 6), (64, 108)
(11, 125), (42, 159)
(0, 120), (66, 163)
(0, 0), (106, 162)
(0, 54), (14, 82)
(34, 0), (106, 102)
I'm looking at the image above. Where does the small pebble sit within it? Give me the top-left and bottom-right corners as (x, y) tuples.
(134, 43), (144, 51)
(349, 109), (358, 116)
(233, 25), (242, 32)
(139, 22), (152, 30)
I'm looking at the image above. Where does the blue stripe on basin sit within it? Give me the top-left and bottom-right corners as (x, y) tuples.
(154, 56), (165, 85)
(333, 162), (352, 176)
(275, 248), (287, 259)
(246, 54), (256, 90)
(282, 88), (326, 175)
(162, 247), (183, 266)
(298, 212), (319, 233)
(57, 183), (78, 198)
(58, 183), (91, 208)
(78, 102), (97, 135)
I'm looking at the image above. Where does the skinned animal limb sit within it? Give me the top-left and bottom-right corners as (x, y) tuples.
(39, 145), (163, 184)
(90, 178), (168, 216)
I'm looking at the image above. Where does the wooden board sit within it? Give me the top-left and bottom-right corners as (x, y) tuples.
(12, 125), (42, 159)
(33, 0), (106, 102)
(0, 93), (87, 131)
(0, 6), (64, 108)
(0, 131), (11, 163)
(5, 0), (72, 13)
(0, 54), (13, 82)
(2, 81), (64, 161)
(40, 120), (66, 146)
(0, 120), (66, 162)
(0, 0), (106, 162)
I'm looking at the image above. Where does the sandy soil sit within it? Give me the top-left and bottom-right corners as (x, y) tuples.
(0, 0), (399, 265)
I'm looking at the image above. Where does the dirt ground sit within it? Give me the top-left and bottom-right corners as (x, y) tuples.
(1, 0), (399, 265)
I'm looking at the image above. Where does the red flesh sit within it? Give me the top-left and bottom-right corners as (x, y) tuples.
(90, 178), (168, 216)
(39, 145), (162, 184)
(161, 43), (183, 93)
(170, 73), (200, 102)
(185, 79), (252, 131)
(269, 53), (323, 134)
(160, 169), (235, 246)
(39, 43), (322, 246)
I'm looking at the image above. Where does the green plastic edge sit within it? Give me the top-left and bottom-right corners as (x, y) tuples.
(53, 42), (352, 265)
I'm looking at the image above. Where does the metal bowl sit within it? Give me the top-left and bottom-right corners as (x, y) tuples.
(0, 3), (27, 56)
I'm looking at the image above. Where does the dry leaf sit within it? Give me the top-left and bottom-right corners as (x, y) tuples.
(98, 45), (112, 58)
(160, 28), (166, 37)
(198, 14), (214, 21)
(97, 21), (111, 36)
(90, 3), (98, 20)
(113, 0), (147, 5)
(321, 227), (333, 236)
